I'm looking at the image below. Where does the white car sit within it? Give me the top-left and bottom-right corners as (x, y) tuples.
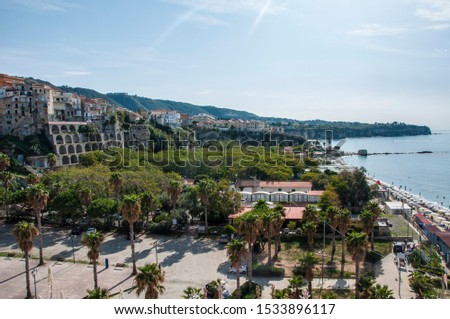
(229, 265), (247, 274)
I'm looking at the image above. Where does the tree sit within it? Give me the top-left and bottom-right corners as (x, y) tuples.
(2, 171), (14, 218)
(86, 287), (110, 299)
(408, 271), (438, 299)
(134, 263), (165, 299)
(272, 204), (285, 260)
(288, 275), (305, 299)
(0, 152), (10, 171)
(121, 194), (142, 275)
(356, 275), (375, 299)
(346, 231), (367, 299)
(359, 210), (375, 254)
(26, 173), (40, 186)
(326, 206), (339, 262)
(235, 211), (262, 283)
(302, 221), (317, 250)
(298, 251), (319, 298)
(364, 201), (382, 251)
(226, 239), (247, 298)
(140, 192), (158, 229)
(81, 231), (105, 289)
(337, 208), (351, 276)
(369, 284), (394, 299)
(182, 287), (204, 299)
(27, 186), (49, 266)
(47, 153), (57, 170)
(109, 171), (123, 209)
(303, 204), (319, 223)
(12, 221), (39, 299)
(198, 178), (214, 234)
(167, 180), (182, 218)
(261, 210), (284, 265)
(80, 188), (93, 216)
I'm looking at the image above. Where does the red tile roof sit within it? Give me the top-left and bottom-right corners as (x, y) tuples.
(307, 190), (324, 196)
(283, 206), (305, 220)
(415, 213), (432, 225)
(259, 181), (312, 188)
(436, 232), (450, 248)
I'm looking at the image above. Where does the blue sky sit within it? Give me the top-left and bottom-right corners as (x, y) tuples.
(1, 0), (449, 129)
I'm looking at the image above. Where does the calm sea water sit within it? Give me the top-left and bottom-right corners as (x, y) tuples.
(341, 131), (450, 209)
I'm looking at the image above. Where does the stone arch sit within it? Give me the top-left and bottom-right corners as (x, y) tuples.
(61, 125), (68, 133)
(110, 133), (115, 140)
(76, 144), (83, 153)
(92, 143), (98, 151)
(96, 133), (102, 142)
(68, 145), (75, 154)
(70, 155), (78, 164)
(65, 135), (72, 143)
(98, 143), (103, 150)
(62, 155), (70, 165)
(89, 134), (96, 142)
(55, 135), (63, 144)
(85, 144), (92, 152)
(117, 133), (122, 141)
(69, 125), (76, 133)
(72, 134), (80, 143)
(81, 134), (88, 143)
(51, 125), (60, 134)
(59, 145), (67, 154)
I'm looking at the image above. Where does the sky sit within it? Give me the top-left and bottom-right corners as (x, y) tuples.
(1, 0), (449, 129)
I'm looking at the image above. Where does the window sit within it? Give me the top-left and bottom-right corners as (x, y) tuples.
(292, 189), (296, 192)
(278, 188), (282, 191)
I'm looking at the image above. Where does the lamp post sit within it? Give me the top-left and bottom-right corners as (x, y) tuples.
(31, 267), (39, 299)
(150, 241), (158, 266)
(71, 235), (76, 264)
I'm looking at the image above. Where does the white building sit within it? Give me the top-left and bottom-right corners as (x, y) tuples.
(149, 110), (181, 128)
(384, 201), (412, 215)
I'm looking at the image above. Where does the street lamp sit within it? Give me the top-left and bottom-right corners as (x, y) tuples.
(31, 267), (39, 299)
(150, 241), (158, 266)
(71, 235), (77, 264)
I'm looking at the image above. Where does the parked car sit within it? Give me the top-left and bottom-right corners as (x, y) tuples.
(229, 265), (247, 274)
(71, 225), (83, 236)
(219, 234), (228, 244)
(85, 227), (97, 235)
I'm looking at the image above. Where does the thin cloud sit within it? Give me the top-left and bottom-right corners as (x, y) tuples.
(12, 0), (79, 12)
(417, 0), (450, 22)
(165, 0), (286, 15)
(249, 0), (273, 34)
(423, 23), (450, 30)
(348, 24), (407, 37)
(63, 70), (92, 77)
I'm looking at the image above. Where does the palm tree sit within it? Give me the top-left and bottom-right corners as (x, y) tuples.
(12, 221), (39, 299)
(121, 194), (142, 275)
(47, 153), (57, 170)
(298, 251), (319, 298)
(141, 192), (157, 229)
(369, 284), (394, 299)
(337, 208), (351, 276)
(364, 201), (382, 251)
(302, 221), (317, 250)
(81, 230), (105, 289)
(80, 188), (93, 223)
(27, 186), (49, 266)
(262, 210), (284, 265)
(303, 204), (319, 223)
(235, 211), (262, 283)
(346, 231), (367, 299)
(359, 210), (375, 254)
(26, 173), (40, 186)
(182, 287), (204, 299)
(288, 275), (305, 299)
(86, 287), (110, 299)
(134, 263), (165, 299)
(272, 204), (285, 260)
(326, 206), (339, 262)
(198, 178), (214, 234)
(0, 152), (10, 171)
(167, 180), (182, 218)
(2, 171), (14, 218)
(408, 271), (438, 299)
(226, 238), (247, 298)
(109, 171), (123, 202)
(356, 275), (375, 299)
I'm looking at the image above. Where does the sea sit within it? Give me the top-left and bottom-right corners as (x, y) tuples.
(341, 130), (450, 210)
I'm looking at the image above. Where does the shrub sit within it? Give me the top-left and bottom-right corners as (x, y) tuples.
(230, 281), (262, 299)
(253, 263), (284, 277)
